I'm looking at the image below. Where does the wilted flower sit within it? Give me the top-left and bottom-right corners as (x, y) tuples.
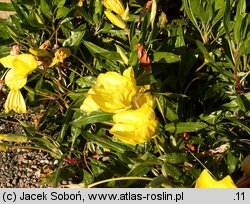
(49, 48), (71, 67)
(80, 67), (137, 113)
(110, 104), (158, 144)
(4, 90), (26, 113)
(136, 43), (151, 72)
(195, 169), (236, 188)
(0, 54), (37, 113)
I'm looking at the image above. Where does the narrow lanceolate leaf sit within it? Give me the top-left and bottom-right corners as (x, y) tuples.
(71, 111), (114, 126)
(82, 131), (132, 153)
(0, 3), (15, 11)
(159, 153), (189, 164)
(165, 122), (208, 134)
(0, 134), (28, 142)
(83, 41), (121, 61)
(153, 52), (180, 63)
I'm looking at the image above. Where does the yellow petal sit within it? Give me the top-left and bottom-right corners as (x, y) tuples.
(82, 67), (137, 113)
(102, 0), (125, 16)
(121, 4), (129, 21)
(136, 92), (154, 108)
(4, 90), (26, 113)
(195, 169), (237, 188)
(97, 72), (127, 91)
(123, 66), (135, 82)
(0, 54), (37, 74)
(220, 176), (238, 188)
(5, 69), (27, 90)
(104, 10), (127, 29)
(110, 104), (158, 144)
(80, 94), (100, 113)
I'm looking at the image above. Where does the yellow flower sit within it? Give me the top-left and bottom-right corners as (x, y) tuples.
(102, 0), (125, 16)
(0, 54), (37, 113)
(4, 90), (27, 113)
(80, 95), (100, 113)
(195, 169), (237, 188)
(135, 85), (154, 108)
(0, 54), (37, 74)
(104, 10), (127, 30)
(5, 69), (27, 90)
(49, 48), (71, 67)
(136, 92), (154, 108)
(80, 67), (137, 113)
(109, 104), (158, 144)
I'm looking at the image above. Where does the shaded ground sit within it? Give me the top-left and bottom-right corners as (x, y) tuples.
(0, 112), (56, 187)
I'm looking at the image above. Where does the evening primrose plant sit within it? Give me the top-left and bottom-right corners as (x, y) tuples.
(0, 54), (37, 113)
(80, 67), (158, 144)
(0, 0), (249, 188)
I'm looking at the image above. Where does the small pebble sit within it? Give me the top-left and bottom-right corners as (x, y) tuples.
(0, 109), (73, 187)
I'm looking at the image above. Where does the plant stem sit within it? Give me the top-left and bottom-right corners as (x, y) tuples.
(87, 177), (154, 188)
(71, 54), (94, 75)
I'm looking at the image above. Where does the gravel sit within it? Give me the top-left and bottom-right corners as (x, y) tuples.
(0, 149), (55, 187)
(0, 111), (62, 188)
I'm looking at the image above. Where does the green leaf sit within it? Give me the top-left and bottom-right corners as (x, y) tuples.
(53, 0), (66, 8)
(159, 153), (189, 164)
(162, 164), (183, 180)
(82, 131), (131, 153)
(153, 52), (180, 63)
(156, 92), (188, 99)
(165, 122), (208, 134)
(56, 6), (69, 19)
(236, 95), (247, 112)
(63, 29), (86, 47)
(183, 0), (201, 33)
(76, 76), (96, 88)
(83, 41), (122, 61)
(227, 151), (238, 174)
(127, 164), (152, 177)
(0, 3), (14, 11)
(0, 134), (28, 143)
(83, 169), (94, 185)
(58, 97), (84, 143)
(195, 40), (234, 79)
(223, 0), (232, 35)
(40, 0), (52, 18)
(89, 158), (106, 177)
(71, 111), (113, 126)
(148, 175), (174, 188)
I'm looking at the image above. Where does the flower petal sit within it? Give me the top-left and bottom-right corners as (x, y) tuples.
(5, 69), (27, 90)
(104, 10), (127, 30)
(0, 54), (37, 74)
(4, 90), (26, 113)
(80, 94), (100, 113)
(110, 104), (158, 144)
(81, 67), (137, 113)
(102, 0), (125, 16)
(195, 169), (236, 188)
